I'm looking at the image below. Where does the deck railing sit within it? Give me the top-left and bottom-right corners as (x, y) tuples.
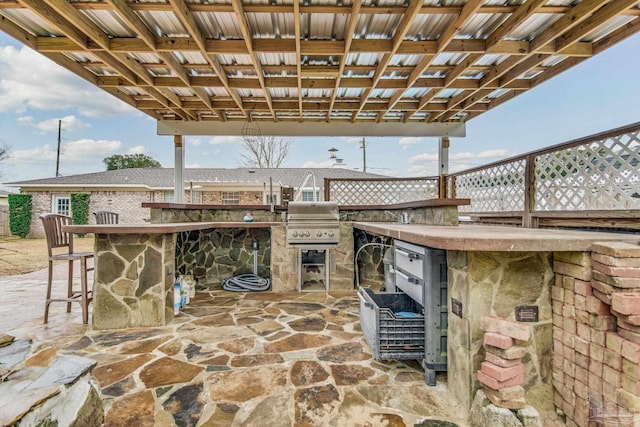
(448, 122), (640, 229)
(325, 176), (439, 205)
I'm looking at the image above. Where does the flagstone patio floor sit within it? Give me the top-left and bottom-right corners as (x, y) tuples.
(2, 268), (475, 427)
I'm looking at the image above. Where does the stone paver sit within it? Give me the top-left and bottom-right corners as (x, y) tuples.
(0, 268), (566, 426)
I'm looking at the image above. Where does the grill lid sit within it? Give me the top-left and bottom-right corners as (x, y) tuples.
(287, 201), (339, 221)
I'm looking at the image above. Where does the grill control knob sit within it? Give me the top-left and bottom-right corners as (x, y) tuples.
(316, 231), (322, 237)
(292, 231), (298, 237)
(328, 231), (335, 237)
(304, 231), (311, 237)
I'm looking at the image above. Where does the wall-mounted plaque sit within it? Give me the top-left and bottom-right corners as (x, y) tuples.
(451, 298), (463, 318)
(515, 305), (539, 322)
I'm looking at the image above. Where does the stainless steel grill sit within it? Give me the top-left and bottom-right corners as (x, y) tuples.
(286, 201), (340, 246)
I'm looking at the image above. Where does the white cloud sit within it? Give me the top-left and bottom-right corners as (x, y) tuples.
(0, 45), (135, 118)
(16, 116), (33, 125)
(409, 153), (438, 163)
(30, 115), (91, 133)
(451, 149), (510, 160)
(209, 136), (243, 145)
(126, 145), (147, 155)
(398, 137), (424, 150)
(187, 137), (202, 147)
(9, 139), (122, 165)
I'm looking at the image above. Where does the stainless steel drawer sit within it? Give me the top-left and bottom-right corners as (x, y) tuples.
(394, 246), (424, 278)
(395, 269), (424, 305)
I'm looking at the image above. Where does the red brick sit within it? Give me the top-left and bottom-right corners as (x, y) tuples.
(586, 295), (611, 315)
(576, 322), (590, 340)
(484, 332), (514, 350)
(606, 332), (625, 354)
(552, 313), (562, 327)
(592, 289), (612, 305)
(485, 352), (521, 368)
(552, 286), (564, 301)
(589, 314), (616, 331)
(480, 361), (525, 382)
(481, 316), (532, 341)
(483, 344), (526, 360)
(589, 372), (603, 395)
(564, 291), (575, 306)
(621, 372), (640, 395)
(554, 260), (592, 281)
(591, 242), (640, 258)
(564, 374), (575, 392)
(563, 345), (575, 362)
(603, 364), (621, 387)
(562, 331), (575, 349)
(562, 304), (576, 319)
(594, 261), (640, 278)
(591, 279), (616, 296)
(591, 344), (605, 362)
(618, 318), (640, 334)
(622, 340), (640, 364)
(477, 370), (524, 390)
(602, 381), (618, 404)
(576, 309), (589, 324)
(591, 329), (606, 346)
(604, 348), (622, 370)
(590, 360), (603, 376)
(612, 293), (640, 316)
(484, 388), (526, 410)
(619, 328), (640, 346)
(613, 309), (640, 327)
(593, 252), (640, 268)
(563, 317), (577, 334)
(575, 353), (589, 370)
(575, 365), (589, 384)
(574, 294), (587, 311)
(574, 337), (590, 356)
(594, 270), (640, 290)
(617, 388), (640, 413)
(574, 279), (592, 296)
(562, 275), (575, 290)
(622, 357), (639, 378)
(563, 358), (576, 378)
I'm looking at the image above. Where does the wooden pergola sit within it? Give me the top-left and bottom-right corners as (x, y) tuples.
(1, 0), (639, 199)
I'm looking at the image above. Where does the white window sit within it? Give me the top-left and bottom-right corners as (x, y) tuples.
(163, 190), (175, 203)
(264, 193), (278, 205)
(190, 190), (202, 204)
(53, 196), (70, 216)
(222, 191), (240, 205)
(301, 190), (320, 202)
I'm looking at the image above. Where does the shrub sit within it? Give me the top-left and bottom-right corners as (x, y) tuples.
(8, 194), (32, 238)
(71, 193), (90, 236)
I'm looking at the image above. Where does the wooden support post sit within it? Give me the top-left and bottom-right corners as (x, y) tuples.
(174, 135), (185, 204)
(438, 137), (450, 198)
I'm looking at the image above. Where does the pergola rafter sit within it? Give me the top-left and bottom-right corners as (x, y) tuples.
(0, 0), (637, 130)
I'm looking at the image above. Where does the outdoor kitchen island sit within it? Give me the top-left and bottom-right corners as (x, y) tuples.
(353, 222), (640, 415)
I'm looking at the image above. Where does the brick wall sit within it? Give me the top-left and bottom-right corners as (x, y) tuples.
(552, 243), (640, 426)
(26, 190), (151, 238)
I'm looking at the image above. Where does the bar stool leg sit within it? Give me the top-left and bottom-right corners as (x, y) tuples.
(67, 259), (74, 313)
(80, 257), (89, 324)
(44, 260), (53, 324)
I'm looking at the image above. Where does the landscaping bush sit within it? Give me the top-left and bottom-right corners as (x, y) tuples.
(8, 194), (32, 238)
(71, 193), (90, 236)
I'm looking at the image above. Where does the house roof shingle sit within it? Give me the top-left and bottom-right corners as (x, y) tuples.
(5, 168), (386, 189)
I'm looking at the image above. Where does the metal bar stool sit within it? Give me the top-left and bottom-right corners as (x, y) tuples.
(93, 210), (119, 224)
(40, 214), (94, 324)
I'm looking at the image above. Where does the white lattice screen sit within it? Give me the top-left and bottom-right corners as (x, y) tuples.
(327, 178), (439, 205)
(454, 160), (526, 213)
(451, 125), (640, 214)
(535, 130), (640, 211)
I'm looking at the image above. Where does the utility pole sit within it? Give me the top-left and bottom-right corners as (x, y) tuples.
(55, 119), (62, 177)
(359, 137), (367, 173)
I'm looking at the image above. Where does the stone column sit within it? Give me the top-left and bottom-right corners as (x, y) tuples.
(92, 233), (176, 329)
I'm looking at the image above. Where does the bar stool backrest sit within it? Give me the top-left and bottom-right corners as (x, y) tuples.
(41, 213), (73, 256)
(94, 211), (119, 224)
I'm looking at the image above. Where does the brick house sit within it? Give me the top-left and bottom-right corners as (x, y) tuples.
(5, 167), (382, 238)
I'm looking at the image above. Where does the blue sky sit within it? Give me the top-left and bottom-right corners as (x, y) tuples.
(1, 31), (639, 189)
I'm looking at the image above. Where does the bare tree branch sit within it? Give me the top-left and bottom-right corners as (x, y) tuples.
(240, 135), (292, 168)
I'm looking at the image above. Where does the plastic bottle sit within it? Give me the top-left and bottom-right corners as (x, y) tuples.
(185, 274), (196, 299)
(173, 280), (181, 315)
(181, 275), (190, 305)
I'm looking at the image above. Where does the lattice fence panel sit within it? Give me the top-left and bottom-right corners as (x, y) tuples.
(454, 159), (526, 212)
(534, 130), (640, 211)
(327, 178), (439, 205)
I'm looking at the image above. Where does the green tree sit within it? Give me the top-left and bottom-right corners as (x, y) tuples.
(104, 154), (161, 170)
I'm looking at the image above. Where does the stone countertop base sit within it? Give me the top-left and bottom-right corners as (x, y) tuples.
(353, 223), (640, 252)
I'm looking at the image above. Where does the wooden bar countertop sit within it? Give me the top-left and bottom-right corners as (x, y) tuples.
(353, 222), (639, 252)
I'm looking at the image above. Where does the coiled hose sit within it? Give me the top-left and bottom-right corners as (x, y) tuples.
(222, 274), (271, 292)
